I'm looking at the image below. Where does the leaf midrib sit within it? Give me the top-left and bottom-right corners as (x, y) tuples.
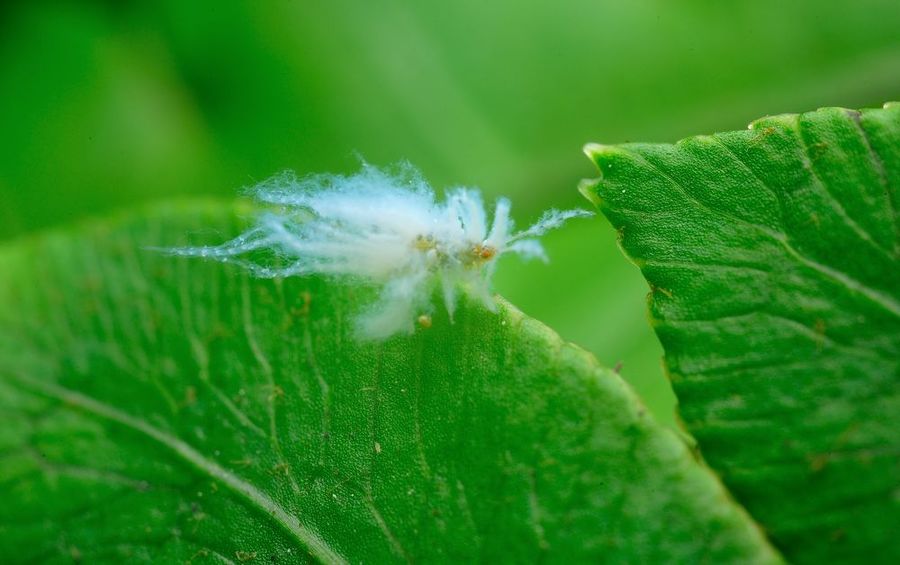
(7, 369), (348, 565)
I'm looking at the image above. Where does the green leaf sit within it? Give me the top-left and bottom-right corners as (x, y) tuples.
(0, 203), (778, 562)
(582, 103), (900, 562)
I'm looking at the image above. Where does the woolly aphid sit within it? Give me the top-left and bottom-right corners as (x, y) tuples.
(167, 163), (592, 340)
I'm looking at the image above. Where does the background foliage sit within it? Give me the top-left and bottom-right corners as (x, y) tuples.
(2, 0), (899, 423)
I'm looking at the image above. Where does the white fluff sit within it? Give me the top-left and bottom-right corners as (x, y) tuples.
(166, 162), (593, 340)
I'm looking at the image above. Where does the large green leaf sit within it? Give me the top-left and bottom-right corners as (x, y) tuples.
(582, 103), (900, 562)
(0, 203), (779, 562)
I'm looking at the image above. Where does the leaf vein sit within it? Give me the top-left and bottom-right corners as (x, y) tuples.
(8, 371), (347, 565)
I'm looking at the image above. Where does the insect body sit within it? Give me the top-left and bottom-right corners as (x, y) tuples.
(165, 163), (592, 340)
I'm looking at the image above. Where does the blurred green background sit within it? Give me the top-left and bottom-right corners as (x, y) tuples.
(2, 1), (899, 425)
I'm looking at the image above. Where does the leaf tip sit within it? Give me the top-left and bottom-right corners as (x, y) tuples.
(577, 178), (601, 207)
(580, 143), (626, 206)
(582, 142), (609, 160)
(747, 112), (798, 133)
